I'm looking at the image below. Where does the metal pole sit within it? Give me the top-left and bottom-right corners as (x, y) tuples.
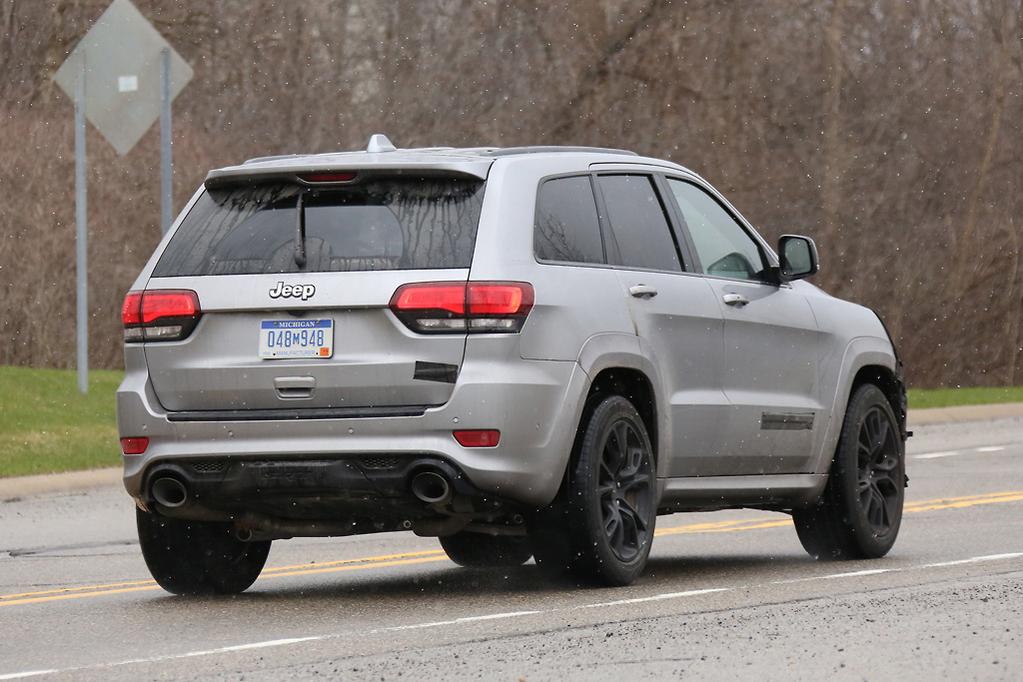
(75, 55), (88, 395)
(160, 47), (172, 234)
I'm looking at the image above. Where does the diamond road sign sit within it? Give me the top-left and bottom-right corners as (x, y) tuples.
(53, 0), (192, 155)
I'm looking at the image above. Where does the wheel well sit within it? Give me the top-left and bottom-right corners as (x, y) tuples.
(851, 364), (906, 432)
(584, 368), (657, 455)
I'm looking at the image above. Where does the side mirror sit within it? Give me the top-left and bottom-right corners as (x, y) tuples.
(778, 235), (819, 282)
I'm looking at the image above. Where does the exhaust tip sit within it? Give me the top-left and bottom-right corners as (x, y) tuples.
(410, 470), (451, 504)
(151, 476), (188, 508)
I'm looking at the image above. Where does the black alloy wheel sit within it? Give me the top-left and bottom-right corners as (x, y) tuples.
(530, 395), (656, 586)
(856, 405), (902, 536)
(793, 383), (905, 560)
(598, 419), (654, 563)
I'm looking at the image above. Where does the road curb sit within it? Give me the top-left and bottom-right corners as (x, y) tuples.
(0, 467), (121, 500)
(2, 402), (1022, 499)
(907, 402), (1023, 427)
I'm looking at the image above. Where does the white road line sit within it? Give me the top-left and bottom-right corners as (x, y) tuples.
(912, 451), (960, 459)
(91, 636), (327, 669)
(579, 587), (730, 609)
(771, 568), (899, 585)
(3, 551), (1021, 679)
(912, 444), (1012, 460)
(920, 552), (1023, 568)
(211, 637), (325, 653)
(822, 568), (893, 579)
(381, 610), (541, 632)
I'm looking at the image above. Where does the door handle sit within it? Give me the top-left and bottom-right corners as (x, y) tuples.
(629, 284), (658, 299)
(274, 375), (315, 400)
(722, 293), (750, 307)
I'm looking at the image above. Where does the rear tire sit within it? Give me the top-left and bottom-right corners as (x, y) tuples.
(530, 395), (656, 586)
(439, 531), (532, 567)
(137, 508), (270, 595)
(793, 383), (905, 560)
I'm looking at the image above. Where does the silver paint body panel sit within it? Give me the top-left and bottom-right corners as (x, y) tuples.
(118, 148), (897, 511)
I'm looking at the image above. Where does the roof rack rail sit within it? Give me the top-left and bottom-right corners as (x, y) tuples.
(482, 146), (637, 158)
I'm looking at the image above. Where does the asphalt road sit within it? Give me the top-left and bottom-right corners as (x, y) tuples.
(1, 417), (1022, 681)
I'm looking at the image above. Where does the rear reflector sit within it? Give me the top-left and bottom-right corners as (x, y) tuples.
(120, 437), (149, 455)
(122, 290), (201, 343)
(453, 429), (501, 448)
(390, 282), (534, 334)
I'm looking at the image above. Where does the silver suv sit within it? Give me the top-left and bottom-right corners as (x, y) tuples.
(117, 135), (907, 594)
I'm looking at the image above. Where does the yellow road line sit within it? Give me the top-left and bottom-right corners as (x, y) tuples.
(1, 489), (1020, 608)
(905, 492), (1023, 512)
(0, 557), (452, 608)
(258, 554), (448, 580)
(655, 519), (791, 536)
(0, 585), (162, 607)
(0, 549), (447, 602)
(905, 490), (1023, 506)
(654, 490), (1023, 537)
(0, 579), (159, 601)
(261, 549), (445, 574)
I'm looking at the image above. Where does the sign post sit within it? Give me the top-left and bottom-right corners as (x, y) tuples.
(53, 0), (193, 393)
(75, 56), (88, 395)
(160, 47), (172, 234)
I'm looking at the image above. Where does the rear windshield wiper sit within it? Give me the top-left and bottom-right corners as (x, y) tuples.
(294, 191), (307, 269)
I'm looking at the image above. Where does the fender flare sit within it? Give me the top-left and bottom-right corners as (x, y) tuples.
(813, 335), (897, 475)
(575, 333), (672, 478)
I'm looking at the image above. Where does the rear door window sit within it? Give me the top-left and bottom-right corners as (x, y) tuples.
(596, 175), (682, 272)
(153, 176), (485, 276)
(534, 175), (605, 264)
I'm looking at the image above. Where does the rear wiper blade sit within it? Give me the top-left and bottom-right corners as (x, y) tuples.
(294, 191), (307, 269)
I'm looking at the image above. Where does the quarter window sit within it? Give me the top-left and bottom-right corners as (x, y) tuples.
(597, 175), (682, 272)
(534, 176), (604, 264)
(667, 179), (766, 282)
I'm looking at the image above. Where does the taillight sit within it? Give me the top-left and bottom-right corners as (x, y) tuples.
(122, 289), (201, 342)
(389, 282), (534, 334)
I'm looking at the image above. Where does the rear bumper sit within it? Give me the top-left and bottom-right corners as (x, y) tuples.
(117, 356), (588, 508)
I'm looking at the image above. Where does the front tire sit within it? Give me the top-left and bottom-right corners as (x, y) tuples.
(793, 383), (905, 560)
(530, 395), (656, 586)
(137, 508), (271, 595)
(439, 531), (532, 567)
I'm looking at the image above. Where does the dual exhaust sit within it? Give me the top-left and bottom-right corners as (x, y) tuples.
(150, 476), (189, 509)
(149, 468), (453, 508)
(409, 469), (452, 505)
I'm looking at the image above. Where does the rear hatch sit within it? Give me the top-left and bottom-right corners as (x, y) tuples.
(135, 171), (487, 414)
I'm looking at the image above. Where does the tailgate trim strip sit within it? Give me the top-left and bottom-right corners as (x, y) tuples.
(166, 405), (436, 422)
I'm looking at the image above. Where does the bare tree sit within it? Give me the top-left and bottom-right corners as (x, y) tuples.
(1, 0), (1022, 387)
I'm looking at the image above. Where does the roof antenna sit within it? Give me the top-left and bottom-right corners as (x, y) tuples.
(366, 134), (397, 153)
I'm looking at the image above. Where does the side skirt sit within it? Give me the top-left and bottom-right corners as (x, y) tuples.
(655, 473), (826, 513)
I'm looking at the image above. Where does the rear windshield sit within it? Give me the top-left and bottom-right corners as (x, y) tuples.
(153, 176), (485, 276)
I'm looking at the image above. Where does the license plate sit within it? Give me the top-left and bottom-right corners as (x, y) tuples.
(259, 319), (333, 359)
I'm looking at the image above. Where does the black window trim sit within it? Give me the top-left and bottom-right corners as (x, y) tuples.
(531, 171), (612, 269)
(659, 174), (782, 287)
(591, 171), (691, 275)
